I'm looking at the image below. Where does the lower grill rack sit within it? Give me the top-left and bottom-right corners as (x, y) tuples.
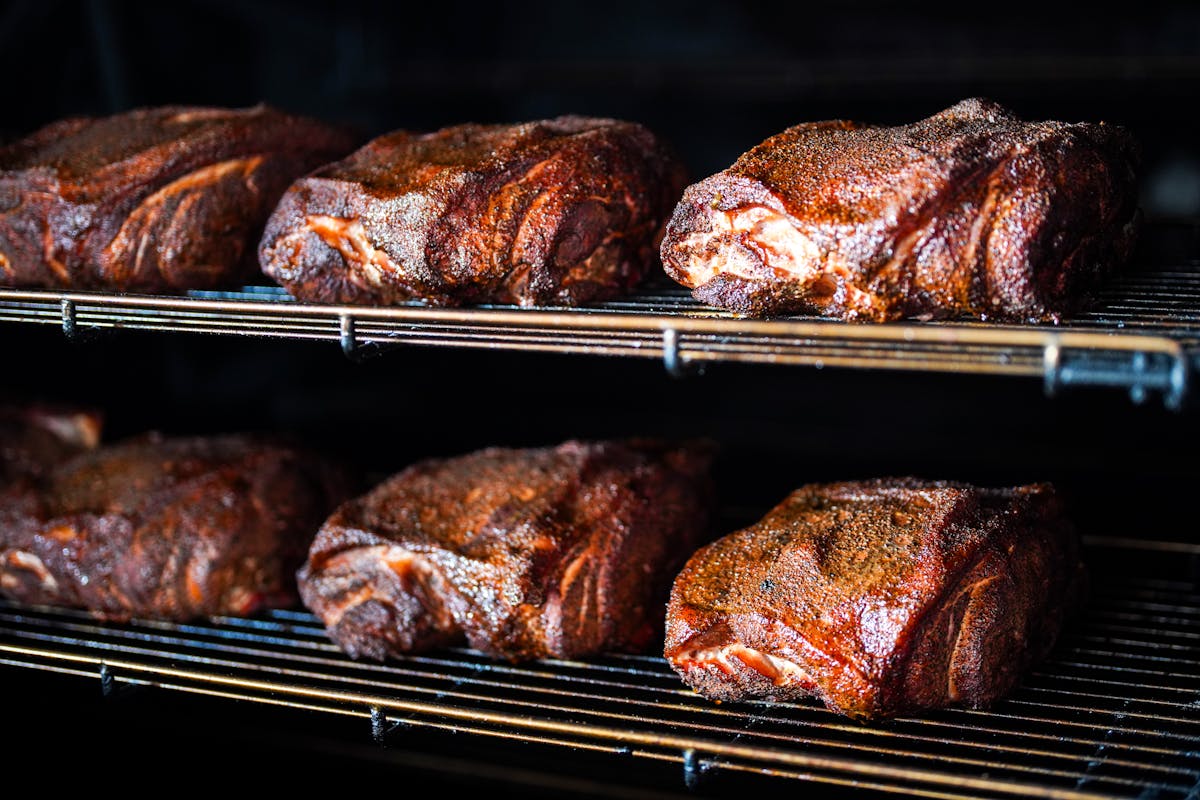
(0, 574), (1197, 799)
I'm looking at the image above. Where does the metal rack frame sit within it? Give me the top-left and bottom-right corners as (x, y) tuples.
(0, 263), (1198, 409)
(1, 539), (1197, 800)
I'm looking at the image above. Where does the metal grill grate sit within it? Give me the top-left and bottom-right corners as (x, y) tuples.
(0, 226), (1198, 407)
(1, 552), (1197, 800)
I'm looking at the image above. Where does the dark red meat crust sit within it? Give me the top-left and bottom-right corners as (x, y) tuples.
(0, 433), (356, 621)
(0, 105), (358, 293)
(258, 116), (688, 307)
(663, 478), (1085, 720)
(298, 439), (715, 662)
(0, 404), (102, 483)
(659, 99), (1140, 322)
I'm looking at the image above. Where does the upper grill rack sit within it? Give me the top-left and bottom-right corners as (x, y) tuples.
(0, 227), (1198, 408)
(1, 544), (1197, 800)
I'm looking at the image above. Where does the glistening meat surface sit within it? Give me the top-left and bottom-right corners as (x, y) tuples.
(259, 116), (687, 307)
(664, 478), (1085, 720)
(0, 105), (357, 292)
(0, 433), (356, 621)
(659, 98), (1140, 322)
(298, 439), (714, 662)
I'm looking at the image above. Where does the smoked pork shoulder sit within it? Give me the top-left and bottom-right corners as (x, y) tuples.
(0, 433), (355, 621)
(660, 98), (1139, 323)
(259, 116), (687, 307)
(298, 438), (715, 662)
(664, 478), (1085, 720)
(0, 403), (102, 483)
(0, 105), (357, 293)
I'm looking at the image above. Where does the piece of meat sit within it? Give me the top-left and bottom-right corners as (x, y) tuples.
(298, 439), (715, 663)
(664, 478), (1085, 720)
(258, 116), (687, 307)
(0, 105), (358, 293)
(0, 433), (357, 621)
(0, 403), (102, 482)
(659, 98), (1140, 322)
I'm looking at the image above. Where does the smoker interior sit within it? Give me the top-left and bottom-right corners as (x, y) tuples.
(2, 2), (1199, 797)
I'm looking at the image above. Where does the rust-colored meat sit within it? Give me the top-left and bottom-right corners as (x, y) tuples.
(660, 98), (1140, 322)
(0, 105), (358, 293)
(0, 404), (102, 483)
(0, 433), (356, 621)
(298, 439), (715, 662)
(664, 478), (1085, 720)
(259, 116), (687, 307)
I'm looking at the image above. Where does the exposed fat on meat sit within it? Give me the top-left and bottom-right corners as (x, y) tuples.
(258, 116), (687, 308)
(664, 478), (1086, 720)
(0, 433), (356, 621)
(660, 98), (1140, 323)
(298, 439), (715, 662)
(0, 105), (358, 293)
